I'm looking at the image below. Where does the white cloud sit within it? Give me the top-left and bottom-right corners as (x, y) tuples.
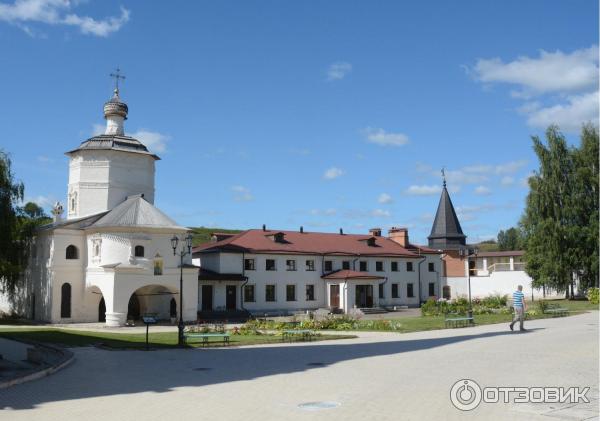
(378, 193), (393, 204)
(523, 90), (599, 132)
(92, 123), (104, 136)
(500, 176), (515, 186)
(326, 61), (352, 81)
(415, 161), (432, 173)
(474, 185), (492, 195)
(23, 194), (57, 209)
(128, 129), (170, 153)
(323, 167), (344, 180)
(494, 160), (528, 175)
(371, 209), (391, 218)
(405, 185), (441, 196)
(290, 148), (311, 156)
(36, 155), (51, 163)
(363, 127), (409, 147)
(309, 208), (337, 216)
(471, 46), (598, 95)
(0, 0), (130, 37)
(469, 46), (599, 133)
(231, 185), (253, 202)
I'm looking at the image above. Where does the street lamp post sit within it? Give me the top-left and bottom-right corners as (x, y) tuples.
(171, 233), (193, 347)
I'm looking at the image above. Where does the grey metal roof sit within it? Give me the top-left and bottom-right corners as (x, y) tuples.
(427, 185), (466, 250)
(38, 211), (109, 231)
(91, 194), (187, 231)
(65, 134), (160, 160)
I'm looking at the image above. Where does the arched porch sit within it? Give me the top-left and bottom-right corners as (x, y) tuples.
(126, 284), (179, 322)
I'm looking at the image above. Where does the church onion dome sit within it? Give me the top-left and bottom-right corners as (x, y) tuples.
(103, 89), (129, 120)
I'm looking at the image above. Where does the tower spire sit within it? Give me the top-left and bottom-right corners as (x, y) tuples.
(441, 167), (446, 188)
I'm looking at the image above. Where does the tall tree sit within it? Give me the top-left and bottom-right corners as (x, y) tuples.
(522, 125), (599, 296)
(0, 150), (25, 293)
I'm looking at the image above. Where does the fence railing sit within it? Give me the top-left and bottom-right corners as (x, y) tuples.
(487, 262), (526, 273)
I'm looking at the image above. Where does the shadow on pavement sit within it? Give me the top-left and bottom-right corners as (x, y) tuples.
(0, 328), (545, 410)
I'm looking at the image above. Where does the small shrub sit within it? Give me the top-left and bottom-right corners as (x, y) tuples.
(587, 287), (599, 305)
(536, 299), (549, 313)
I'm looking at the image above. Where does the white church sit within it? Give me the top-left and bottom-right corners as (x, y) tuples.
(13, 85), (198, 326)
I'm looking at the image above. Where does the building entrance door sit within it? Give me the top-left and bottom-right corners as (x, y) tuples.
(226, 285), (236, 310)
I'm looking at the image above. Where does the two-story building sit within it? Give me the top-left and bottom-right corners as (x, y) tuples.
(192, 227), (441, 315)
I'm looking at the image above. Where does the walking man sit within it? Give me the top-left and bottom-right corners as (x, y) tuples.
(510, 285), (527, 332)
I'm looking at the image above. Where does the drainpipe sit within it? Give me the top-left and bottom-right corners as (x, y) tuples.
(416, 251), (426, 305)
(240, 252), (248, 312)
(351, 254), (360, 271)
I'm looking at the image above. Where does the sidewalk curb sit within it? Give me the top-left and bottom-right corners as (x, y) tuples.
(0, 342), (75, 389)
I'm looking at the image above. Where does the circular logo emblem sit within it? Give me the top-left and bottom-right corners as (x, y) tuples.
(450, 379), (482, 411)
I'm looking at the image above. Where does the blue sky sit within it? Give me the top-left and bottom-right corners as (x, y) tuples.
(1, 0), (598, 244)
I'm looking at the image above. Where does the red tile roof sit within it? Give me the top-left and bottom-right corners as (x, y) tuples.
(193, 229), (419, 257)
(321, 270), (385, 280)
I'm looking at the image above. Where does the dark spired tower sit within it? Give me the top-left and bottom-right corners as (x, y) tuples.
(428, 170), (466, 250)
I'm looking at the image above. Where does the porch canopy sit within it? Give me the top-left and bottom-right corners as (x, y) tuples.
(198, 268), (248, 282)
(321, 269), (385, 281)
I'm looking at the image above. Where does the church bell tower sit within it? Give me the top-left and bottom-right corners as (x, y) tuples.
(65, 70), (159, 219)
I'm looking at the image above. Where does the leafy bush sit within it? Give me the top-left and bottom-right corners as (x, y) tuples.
(421, 294), (509, 317)
(480, 294), (508, 308)
(587, 287), (599, 305)
(536, 299), (549, 313)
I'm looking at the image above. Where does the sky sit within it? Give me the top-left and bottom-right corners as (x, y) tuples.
(0, 0), (598, 245)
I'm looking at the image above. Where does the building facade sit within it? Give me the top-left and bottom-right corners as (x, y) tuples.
(193, 227), (441, 315)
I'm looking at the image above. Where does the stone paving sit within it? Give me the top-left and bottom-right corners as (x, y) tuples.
(0, 312), (597, 420)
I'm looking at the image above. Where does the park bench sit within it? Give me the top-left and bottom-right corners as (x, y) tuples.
(184, 332), (230, 346)
(282, 329), (315, 342)
(544, 304), (569, 317)
(444, 316), (474, 328)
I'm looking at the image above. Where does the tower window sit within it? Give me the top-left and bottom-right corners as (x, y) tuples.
(134, 245), (145, 257)
(66, 245), (78, 260)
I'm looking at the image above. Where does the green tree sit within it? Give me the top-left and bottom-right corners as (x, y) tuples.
(497, 227), (524, 251)
(522, 125), (599, 297)
(0, 151), (51, 295)
(0, 150), (25, 293)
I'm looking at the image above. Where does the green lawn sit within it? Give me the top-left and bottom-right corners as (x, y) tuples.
(0, 328), (355, 350)
(349, 298), (598, 333)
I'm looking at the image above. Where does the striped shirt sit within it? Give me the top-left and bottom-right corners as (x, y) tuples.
(513, 291), (525, 308)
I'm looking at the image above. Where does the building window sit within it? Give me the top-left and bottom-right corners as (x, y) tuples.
(92, 238), (101, 260)
(286, 259), (297, 271)
(60, 283), (71, 318)
(392, 284), (399, 298)
(245, 259), (255, 270)
(306, 284), (315, 301)
(342, 260), (350, 270)
(406, 262), (414, 272)
(265, 285), (276, 302)
(134, 245), (145, 257)
(428, 262), (435, 272)
(359, 261), (368, 272)
(378, 283), (384, 299)
(154, 255), (163, 275)
(170, 298), (177, 318)
(391, 261), (398, 272)
(266, 259), (276, 271)
(429, 282), (435, 297)
(244, 285), (255, 302)
(324, 260), (333, 272)
(65, 245), (78, 260)
(286, 285), (296, 301)
(376, 261), (384, 272)
(407, 283), (414, 298)
(305, 260), (315, 271)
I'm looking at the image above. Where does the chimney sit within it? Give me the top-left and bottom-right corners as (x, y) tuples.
(262, 224), (266, 231)
(339, 228), (344, 235)
(300, 226), (304, 233)
(388, 227), (409, 247)
(369, 227), (382, 237)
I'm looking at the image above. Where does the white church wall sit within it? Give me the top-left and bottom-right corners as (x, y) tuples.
(68, 150), (155, 219)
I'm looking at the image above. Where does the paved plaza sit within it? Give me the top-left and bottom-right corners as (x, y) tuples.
(0, 312), (597, 421)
